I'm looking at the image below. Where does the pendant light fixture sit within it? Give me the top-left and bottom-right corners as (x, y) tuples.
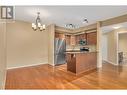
(83, 18), (88, 23)
(32, 12), (46, 31)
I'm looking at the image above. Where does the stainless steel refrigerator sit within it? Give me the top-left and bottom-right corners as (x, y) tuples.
(54, 38), (66, 65)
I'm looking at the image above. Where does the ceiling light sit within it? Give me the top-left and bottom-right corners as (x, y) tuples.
(113, 26), (121, 29)
(83, 18), (88, 23)
(32, 12), (46, 31)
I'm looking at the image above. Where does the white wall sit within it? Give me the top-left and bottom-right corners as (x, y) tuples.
(118, 33), (127, 52)
(0, 22), (6, 89)
(107, 30), (118, 65)
(47, 24), (55, 66)
(6, 20), (48, 69)
(102, 34), (107, 61)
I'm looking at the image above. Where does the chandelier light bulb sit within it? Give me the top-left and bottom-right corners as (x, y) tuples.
(39, 26), (42, 31)
(42, 24), (46, 29)
(38, 23), (41, 28)
(32, 23), (35, 27)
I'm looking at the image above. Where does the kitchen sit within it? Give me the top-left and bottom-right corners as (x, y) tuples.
(54, 24), (97, 74)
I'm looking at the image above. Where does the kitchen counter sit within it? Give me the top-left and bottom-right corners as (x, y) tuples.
(66, 51), (97, 54)
(66, 51), (97, 74)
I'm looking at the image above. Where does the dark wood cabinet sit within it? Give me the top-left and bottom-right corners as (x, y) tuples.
(70, 35), (76, 46)
(65, 35), (71, 45)
(87, 32), (97, 45)
(65, 35), (76, 46)
(75, 34), (86, 45)
(66, 54), (76, 73)
(75, 35), (80, 45)
(55, 32), (65, 39)
(75, 32), (97, 45)
(55, 32), (97, 46)
(66, 52), (97, 74)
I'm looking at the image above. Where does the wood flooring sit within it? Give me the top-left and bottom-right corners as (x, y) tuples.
(5, 63), (127, 89)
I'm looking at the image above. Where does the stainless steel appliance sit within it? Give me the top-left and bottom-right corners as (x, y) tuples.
(80, 47), (89, 51)
(54, 38), (66, 65)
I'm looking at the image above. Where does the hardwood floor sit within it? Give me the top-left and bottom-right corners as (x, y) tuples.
(5, 63), (127, 89)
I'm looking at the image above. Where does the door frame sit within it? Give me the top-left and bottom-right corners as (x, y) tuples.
(117, 30), (127, 65)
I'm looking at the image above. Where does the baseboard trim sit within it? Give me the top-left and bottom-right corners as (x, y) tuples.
(7, 62), (49, 70)
(103, 60), (118, 66)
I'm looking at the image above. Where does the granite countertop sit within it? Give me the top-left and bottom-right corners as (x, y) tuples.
(65, 50), (98, 54)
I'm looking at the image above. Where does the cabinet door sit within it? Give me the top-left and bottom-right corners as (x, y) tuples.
(80, 34), (86, 39)
(55, 32), (59, 38)
(55, 32), (65, 39)
(75, 35), (80, 45)
(60, 33), (65, 39)
(65, 35), (71, 45)
(66, 54), (76, 73)
(70, 35), (76, 46)
(87, 53), (97, 69)
(87, 32), (97, 45)
(83, 33), (87, 39)
(75, 34), (86, 45)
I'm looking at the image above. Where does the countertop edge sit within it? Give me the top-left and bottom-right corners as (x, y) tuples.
(65, 51), (98, 54)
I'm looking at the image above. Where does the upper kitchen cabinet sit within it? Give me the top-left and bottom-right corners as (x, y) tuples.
(75, 34), (86, 45)
(70, 35), (76, 46)
(65, 35), (71, 45)
(65, 35), (76, 46)
(87, 32), (97, 45)
(75, 35), (80, 45)
(55, 32), (65, 39)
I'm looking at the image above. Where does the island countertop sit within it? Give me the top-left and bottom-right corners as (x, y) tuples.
(65, 51), (98, 54)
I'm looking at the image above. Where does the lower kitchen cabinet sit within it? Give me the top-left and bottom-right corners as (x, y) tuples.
(66, 52), (97, 74)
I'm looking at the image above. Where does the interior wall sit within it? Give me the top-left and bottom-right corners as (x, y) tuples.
(107, 30), (118, 65)
(47, 24), (55, 66)
(102, 33), (107, 61)
(118, 33), (127, 52)
(6, 20), (48, 69)
(0, 21), (6, 89)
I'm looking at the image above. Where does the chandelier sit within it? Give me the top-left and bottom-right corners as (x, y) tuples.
(32, 12), (46, 31)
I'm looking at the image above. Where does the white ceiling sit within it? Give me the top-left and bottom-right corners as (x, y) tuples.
(101, 22), (127, 33)
(15, 6), (127, 28)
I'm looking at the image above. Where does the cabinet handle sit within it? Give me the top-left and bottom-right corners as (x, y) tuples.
(73, 54), (76, 58)
(71, 54), (76, 58)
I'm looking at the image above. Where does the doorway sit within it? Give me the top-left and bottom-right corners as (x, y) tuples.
(118, 33), (127, 65)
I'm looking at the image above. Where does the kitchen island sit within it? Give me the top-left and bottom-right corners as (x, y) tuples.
(66, 51), (97, 74)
